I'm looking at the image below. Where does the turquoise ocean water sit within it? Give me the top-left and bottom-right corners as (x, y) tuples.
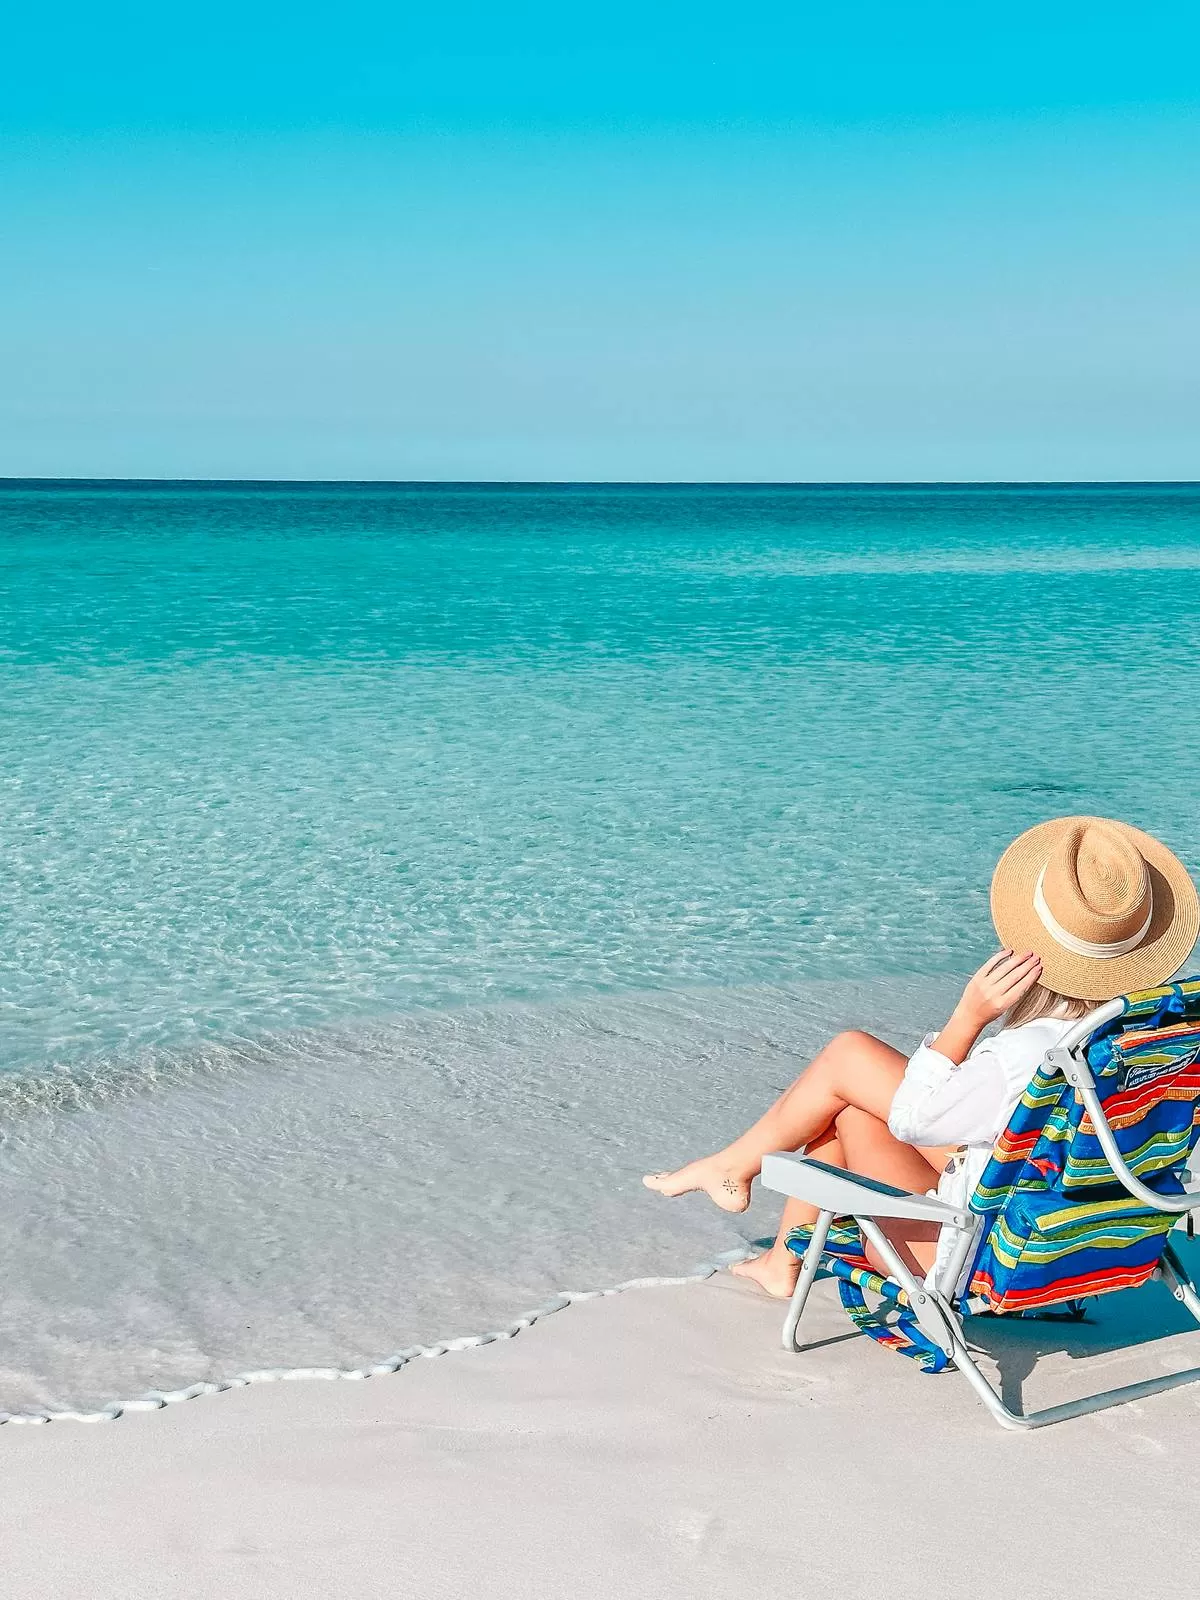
(7, 481), (1200, 1073)
(1, 481), (1198, 1412)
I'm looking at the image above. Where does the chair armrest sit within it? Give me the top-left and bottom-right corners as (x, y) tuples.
(760, 1153), (970, 1226)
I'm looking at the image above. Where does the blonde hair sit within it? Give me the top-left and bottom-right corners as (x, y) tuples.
(1005, 982), (1095, 1029)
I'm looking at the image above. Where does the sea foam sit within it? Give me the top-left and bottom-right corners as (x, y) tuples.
(0, 977), (955, 1413)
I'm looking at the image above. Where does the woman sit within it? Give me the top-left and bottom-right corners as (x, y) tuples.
(645, 815), (1200, 1296)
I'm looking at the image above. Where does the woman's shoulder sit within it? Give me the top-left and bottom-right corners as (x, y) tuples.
(988, 1014), (1075, 1057)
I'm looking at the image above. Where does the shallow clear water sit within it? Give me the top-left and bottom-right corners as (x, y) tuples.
(5, 481), (1200, 1073)
(1, 481), (1198, 1409)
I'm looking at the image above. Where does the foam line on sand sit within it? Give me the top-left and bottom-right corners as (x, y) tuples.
(0, 1250), (753, 1427)
(0, 976), (959, 1414)
(6, 1271), (1200, 1600)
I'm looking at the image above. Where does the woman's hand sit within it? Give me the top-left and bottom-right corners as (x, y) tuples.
(957, 949), (1043, 1027)
(930, 950), (1043, 1065)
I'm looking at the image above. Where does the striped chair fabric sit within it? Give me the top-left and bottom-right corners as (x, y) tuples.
(968, 978), (1200, 1313)
(785, 979), (1200, 1368)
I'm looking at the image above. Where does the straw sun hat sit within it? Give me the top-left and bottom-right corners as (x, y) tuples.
(991, 817), (1199, 1001)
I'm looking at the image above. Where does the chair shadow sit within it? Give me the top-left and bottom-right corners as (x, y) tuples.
(755, 1232), (1200, 1418)
(960, 1234), (1200, 1417)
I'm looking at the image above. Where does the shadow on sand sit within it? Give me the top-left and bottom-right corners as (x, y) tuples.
(757, 1231), (1200, 1419)
(965, 1238), (1200, 1417)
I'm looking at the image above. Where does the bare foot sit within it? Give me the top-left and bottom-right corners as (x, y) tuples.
(642, 1157), (751, 1213)
(729, 1250), (801, 1299)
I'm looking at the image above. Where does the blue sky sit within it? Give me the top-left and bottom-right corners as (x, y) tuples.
(2, 2), (1198, 480)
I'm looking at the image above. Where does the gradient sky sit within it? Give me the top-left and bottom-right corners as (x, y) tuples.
(3, 2), (1198, 480)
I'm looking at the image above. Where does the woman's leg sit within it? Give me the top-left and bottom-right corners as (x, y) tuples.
(643, 1030), (915, 1212)
(728, 1105), (954, 1296)
(728, 1120), (845, 1296)
(832, 1107), (953, 1279)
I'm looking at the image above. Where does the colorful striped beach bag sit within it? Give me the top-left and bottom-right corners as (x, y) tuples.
(968, 978), (1200, 1314)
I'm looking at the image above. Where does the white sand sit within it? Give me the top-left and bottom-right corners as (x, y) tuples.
(4, 1266), (1198, 1599)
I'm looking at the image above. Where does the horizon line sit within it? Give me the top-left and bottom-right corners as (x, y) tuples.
(3, 477), (1199, 491)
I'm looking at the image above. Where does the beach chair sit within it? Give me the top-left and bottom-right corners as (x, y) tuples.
(761, 978), (1200, 1429)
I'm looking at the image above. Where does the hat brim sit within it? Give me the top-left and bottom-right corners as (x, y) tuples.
(990, 817), (1200, 1001)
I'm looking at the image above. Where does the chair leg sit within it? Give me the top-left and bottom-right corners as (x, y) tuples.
(945, 1320), (1200, 1429)
(853, 1217), (1200, 1429)
(1161, 1240), (1200, 1326)
(945, 1248), (1200, 1429)
(781, 1208), (833, 1352)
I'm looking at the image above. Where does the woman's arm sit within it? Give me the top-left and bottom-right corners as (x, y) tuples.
(931, 949), (1042, 1064)
(887, 950), (1043, 1149)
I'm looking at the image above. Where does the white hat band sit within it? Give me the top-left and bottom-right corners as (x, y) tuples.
(1033, 867), (1153, 959)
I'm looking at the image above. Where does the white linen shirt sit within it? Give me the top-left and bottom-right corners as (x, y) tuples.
(887, 1015), (1076, 1288)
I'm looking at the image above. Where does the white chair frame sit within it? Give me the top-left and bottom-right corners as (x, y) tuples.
(761, 999), (1200, 1429)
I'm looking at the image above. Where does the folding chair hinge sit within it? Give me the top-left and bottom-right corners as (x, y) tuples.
(908, 1290), (961, 1358)
(1045, 1045), (1094, 1089)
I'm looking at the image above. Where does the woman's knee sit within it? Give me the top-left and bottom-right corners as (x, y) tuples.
(821, 1029), (883, 1084)
(828, 1028), (882, 1057)
(824, 1031), (907, 1122)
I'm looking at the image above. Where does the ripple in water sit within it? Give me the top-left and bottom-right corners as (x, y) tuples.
(0, 978), (958, 1412)
(1, 482), (1198, 1409)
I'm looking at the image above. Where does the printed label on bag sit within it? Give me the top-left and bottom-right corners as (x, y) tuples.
(1120, 1046), (1200, 1091)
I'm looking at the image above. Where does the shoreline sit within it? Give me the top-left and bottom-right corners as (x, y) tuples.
(0, 975), (960, 1417)
(6, 1270), (1199, 1600)
(0, 1250), (751, 1427)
